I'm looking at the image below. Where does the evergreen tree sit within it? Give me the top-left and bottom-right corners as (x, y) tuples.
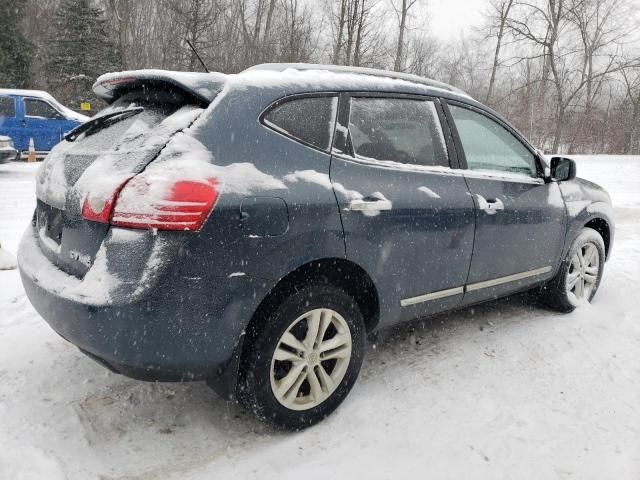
(46, 0), (119, 109)
(0, 1), (32, 88)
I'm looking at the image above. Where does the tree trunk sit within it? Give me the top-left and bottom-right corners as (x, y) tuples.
(394, 0), (407, 72)
(333, 0), (347, 64)
(486, 0), (513, 105)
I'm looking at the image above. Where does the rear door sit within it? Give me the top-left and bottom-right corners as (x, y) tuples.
(0, 95), (22, 149)
(330, 93), (475, 327)
(444, 102), (566, 304)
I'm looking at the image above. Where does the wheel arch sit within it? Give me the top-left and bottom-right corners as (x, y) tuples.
(249, 257), (380, 336)
(584, 217), (611, 259)
(208, 257), (380, 400)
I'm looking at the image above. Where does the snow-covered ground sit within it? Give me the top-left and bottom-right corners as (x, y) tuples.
(1, 157), (639, 479)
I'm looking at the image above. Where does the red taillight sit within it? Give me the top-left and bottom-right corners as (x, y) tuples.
(81, 175), (133, 224)
(81, 173), (219, 231)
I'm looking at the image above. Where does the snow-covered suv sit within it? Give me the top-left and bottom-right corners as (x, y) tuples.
(18, 64), (614, 429)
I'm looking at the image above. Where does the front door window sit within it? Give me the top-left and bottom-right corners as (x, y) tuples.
(449, 105), (538, 178)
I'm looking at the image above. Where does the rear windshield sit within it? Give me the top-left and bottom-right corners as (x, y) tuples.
(36, 90), (205, 209)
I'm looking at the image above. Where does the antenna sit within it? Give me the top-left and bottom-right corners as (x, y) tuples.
(185, 39), (210, 73)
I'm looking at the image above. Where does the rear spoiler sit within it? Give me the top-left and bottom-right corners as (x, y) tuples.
(93, 69), (227, 105)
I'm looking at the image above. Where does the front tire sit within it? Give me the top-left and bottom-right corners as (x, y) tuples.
(238, 285), (366, 430)
(542, 227), (605, 312)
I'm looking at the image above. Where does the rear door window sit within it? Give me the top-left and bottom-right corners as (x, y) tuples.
(348, 97), (449, 167)
(263, 96), (338, 152)
(25, 99), (61, 119)
(0, 96), (16, 118)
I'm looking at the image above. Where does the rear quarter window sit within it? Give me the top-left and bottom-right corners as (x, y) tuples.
(0, 96), (16, 118)
(263, 96), (338, 152)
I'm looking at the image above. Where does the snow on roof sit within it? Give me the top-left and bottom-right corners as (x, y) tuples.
(92, 65), (472, 107)
(0, 88), (89, 122)
(246, 63), (469, 96)
(93, 70), (227, 104)
(226, 67), (473, 101)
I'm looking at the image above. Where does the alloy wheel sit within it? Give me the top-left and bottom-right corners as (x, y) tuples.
(270, 308), (352, 411)
(566, 241), (600, 303)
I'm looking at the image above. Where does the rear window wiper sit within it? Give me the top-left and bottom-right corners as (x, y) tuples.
(65, 107), (144, 142)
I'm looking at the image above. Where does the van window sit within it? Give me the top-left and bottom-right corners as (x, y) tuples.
(348, 97), (449, 167)
(25, 99), (61, 119)
(0, 96), (16, 118)
(263, 96), (338, 152)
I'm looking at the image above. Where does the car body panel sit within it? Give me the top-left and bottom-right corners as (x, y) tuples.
(558, 177), (615, 259)
(460, 175), (567, 304)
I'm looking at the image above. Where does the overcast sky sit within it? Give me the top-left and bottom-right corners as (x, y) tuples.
(425, 0), (485, 40)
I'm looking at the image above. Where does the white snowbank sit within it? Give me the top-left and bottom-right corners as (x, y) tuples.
(0, 155), (639, 479)
(0, 245), (17, 270)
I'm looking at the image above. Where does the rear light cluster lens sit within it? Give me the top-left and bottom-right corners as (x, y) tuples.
(82, 172), (219, 231)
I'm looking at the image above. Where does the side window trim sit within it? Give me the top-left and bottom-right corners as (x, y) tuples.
(259, 92), (339, 154)
(23, 97), (63, 119)
(443, 99), (543, 179)
(336, 92), (456, 170)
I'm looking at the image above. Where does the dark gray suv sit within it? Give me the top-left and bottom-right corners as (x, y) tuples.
(18, 64), (614, 429)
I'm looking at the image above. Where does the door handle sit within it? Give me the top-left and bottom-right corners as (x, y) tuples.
(349, 198), (393, 213)
(476, 195), (504, 215)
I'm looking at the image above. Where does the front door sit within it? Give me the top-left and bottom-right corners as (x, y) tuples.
(331, 94), (476, 327)
(446, 102), (567, 304)
(23, 97), (65, 151)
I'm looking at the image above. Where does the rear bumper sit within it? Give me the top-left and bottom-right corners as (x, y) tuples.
(18, 227), (265, 390)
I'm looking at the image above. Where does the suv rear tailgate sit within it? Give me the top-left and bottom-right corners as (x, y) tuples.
(32, 73), (226, 282)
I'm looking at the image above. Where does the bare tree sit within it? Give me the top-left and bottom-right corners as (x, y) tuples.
(483, 0), (516, 104)
(328, 0), (381, 66)
(620, 62), (640, 154)
(390, 0), (419, 72)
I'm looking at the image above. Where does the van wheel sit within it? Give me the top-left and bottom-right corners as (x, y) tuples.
(237, 285), (365, 430)
(542, 227), (605, 312)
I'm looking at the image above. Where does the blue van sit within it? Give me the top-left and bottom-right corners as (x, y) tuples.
(0, 89), (88, 158)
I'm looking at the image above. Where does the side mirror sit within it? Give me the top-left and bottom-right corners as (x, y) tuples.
(550, 157), (576, 182)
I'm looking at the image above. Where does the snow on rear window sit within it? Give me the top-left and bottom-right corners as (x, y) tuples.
(36, 104), (204, 210)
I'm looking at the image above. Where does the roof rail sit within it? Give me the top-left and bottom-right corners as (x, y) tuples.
(244, 63), (469, 96)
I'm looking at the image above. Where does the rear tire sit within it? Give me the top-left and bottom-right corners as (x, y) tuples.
(541, 227), (605, 312)
(237, 284), (366, 430)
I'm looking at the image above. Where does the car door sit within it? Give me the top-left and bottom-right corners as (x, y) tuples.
(330, 93), (476, 327)
(0, 95), (22, 149)
(23, 97), (65, 151)
(444, 102), (567, 305)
